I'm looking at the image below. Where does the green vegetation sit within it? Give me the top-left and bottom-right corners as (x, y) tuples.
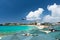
(0, 22), (60, 26)
(0, 22), (37, 26)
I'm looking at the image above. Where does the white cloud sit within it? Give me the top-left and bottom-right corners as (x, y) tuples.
(43, 3), (60, 22)
(43, 15), (60, 22)
(26, 8), (44, 20)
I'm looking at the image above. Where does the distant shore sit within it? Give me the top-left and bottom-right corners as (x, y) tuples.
(0, 22), (60, 26)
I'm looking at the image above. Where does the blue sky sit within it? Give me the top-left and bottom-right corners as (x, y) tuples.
(0, 0), (60, 23)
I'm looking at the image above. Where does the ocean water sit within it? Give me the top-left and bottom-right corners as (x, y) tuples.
(0, 25), (60, 40)
(0, 26), (35, 34)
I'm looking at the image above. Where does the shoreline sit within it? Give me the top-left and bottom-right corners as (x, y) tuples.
(0, 25), (49, 37)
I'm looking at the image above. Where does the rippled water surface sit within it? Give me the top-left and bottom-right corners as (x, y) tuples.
(0, 25), (60, 40)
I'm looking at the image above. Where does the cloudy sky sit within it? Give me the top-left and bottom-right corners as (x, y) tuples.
(0, 0), (60, 23)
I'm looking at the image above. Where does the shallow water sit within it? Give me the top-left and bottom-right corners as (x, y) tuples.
(0, 25), (60, 40)
(0, 26), (35, 34)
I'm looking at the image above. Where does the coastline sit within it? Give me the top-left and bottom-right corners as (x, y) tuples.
(0, 25), (49, 37)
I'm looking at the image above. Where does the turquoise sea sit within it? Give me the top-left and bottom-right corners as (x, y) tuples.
(0, 26), (35, 34)
(0, 25), (60, 40)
